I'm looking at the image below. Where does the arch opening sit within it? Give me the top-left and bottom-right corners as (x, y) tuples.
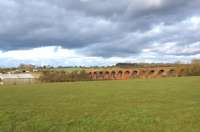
(158, 70), (165, 77)
(105, 71), (110, 80)
(98, 71), (104, 79)
(132, 70), (138, 78)
(93, 72), (97, 80)
(124, 71), (130, 80)
(111, 71), (116, 79)
(140, 70), (147, 78)
(148, 70), (155, 78)
(89, 72), (92, 80)
(168, 69), (176, 77)
(149, 70), (155, 74)
(117, 71), (123, 79)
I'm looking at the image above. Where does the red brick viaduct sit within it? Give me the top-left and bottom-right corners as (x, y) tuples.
(87, 66), (185, 80)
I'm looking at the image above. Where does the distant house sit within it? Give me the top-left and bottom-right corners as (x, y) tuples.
(0, 73), (37, 85)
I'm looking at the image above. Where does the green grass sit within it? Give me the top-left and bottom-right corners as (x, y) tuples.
(0, 77), (200, 132)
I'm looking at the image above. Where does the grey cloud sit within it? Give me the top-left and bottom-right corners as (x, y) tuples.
(0, 0), (200, 58)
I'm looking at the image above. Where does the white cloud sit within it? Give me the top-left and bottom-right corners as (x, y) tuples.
(0, 45), (199, 67)
(0, 46), (77, 60)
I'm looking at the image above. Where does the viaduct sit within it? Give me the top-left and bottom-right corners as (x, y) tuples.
(87, 66), (185, 80)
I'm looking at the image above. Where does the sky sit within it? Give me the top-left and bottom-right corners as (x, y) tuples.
(0, 0), (200, 67)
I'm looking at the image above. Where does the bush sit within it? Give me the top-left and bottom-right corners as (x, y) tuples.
(39, 70), (90, 82)
(183, 64), (200, 76)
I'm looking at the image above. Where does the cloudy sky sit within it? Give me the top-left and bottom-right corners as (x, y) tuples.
(0, 0), (200, 67)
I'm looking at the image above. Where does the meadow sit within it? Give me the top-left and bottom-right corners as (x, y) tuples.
(0, 77), (200, 132)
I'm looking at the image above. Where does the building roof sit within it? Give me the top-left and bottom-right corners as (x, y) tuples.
(0, 73), (35, 79)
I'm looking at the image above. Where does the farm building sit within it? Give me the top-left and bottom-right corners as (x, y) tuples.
(0, 73), (37, 85)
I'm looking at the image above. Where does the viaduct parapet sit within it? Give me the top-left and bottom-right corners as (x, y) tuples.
(87, 66), (185, 80)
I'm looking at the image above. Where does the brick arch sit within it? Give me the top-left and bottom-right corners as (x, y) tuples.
(148, 70), (155, 78)
(93, 71), (97, 79)
(117, 70), (123, 79)
(104, 71), (110, 80)
(98, 71), (104, 80)
(124, 70), (131, 80)
(168, 69), (176, 77)
(158, 69), (165, 77)
(139, 70), (146, 75)
(139, 70), (147, 78)
(132, 70), (139, 78)
(149, 70), (155, 74)
(110, 71), (116, 80)
(88, 72), (93, 80)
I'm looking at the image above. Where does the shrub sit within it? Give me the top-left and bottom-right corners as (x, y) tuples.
(183, 64), (200, 76)
(39, 70), (90, 82)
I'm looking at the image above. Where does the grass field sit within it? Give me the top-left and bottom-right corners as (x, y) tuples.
(0, 77), (200, 132)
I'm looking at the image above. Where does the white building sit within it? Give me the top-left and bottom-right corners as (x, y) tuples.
(0, 73), (37, 85)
